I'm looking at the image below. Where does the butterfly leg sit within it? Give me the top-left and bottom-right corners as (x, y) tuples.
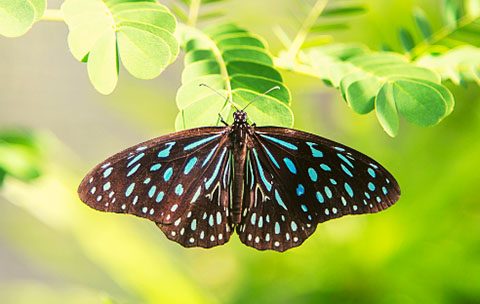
(218, 113), (228, 126)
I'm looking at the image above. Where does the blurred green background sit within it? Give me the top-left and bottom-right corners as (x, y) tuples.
(1, 0), (480, 303)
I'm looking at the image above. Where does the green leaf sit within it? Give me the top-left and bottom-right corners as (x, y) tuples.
(416, 45), (480, 86)
(117, 26), (171, 79)
(322, 5), (366, 17)
(399, 28), (416, 52)
(443, 0), (463, 27)
(301, 45), (455, 136)
(0, 129), (42, 186)
(375, 83), (399, 137)
(392, 79), (453, 126)
(0, 0), (46, 37)
(62, 0), (178, 95)
(311, 22), (349, 32)
(87, 30), (118, 95)
(175, 23), (292, 130)
(413, 8), (433, 39)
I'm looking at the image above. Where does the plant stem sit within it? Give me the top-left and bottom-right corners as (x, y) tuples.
(40, 9), (64, 22)
(409, 14), (480, 59)
(273, 56), (323, 79)
(188, 0), (202, 26)
(286, 0), (328, 61)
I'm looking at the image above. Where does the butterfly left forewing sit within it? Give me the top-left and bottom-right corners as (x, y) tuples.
(78, 127), (235, 248)
(237, 127), (400, 251)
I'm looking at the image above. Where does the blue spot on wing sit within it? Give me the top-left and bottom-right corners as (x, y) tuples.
(260, 134), (298, 150)
(324, 186), (332, 199)
(320, 164), (331, 171)
(156, 191), (164, 203)
(341, 164), (353, 177)
(150, 163), (161, 172)
(184, 157), (198, 174)
(261, 144), (280, 169)
(247, 157), (255, 190)
(283, 157), (297, 174)
(125, 183), (135, 197)
(205, 148), (228, 190)
(344, 182), (354, 197)
(148, 185), (157, 198)
(306, 142), (323, 157)
(274, 189), (288, 210)
(337, 153), (354, 168)
(275, 222), (281, 234)
(164, 167), (173, 182)
(127, 163), (141, 177)
(382, 186), (388, 195)
(103, 167), (113, 178)
(296, 184), (305, 196)
(158, 142), (175, 158)
(175, 184), (184, 196)
(308, 168), (318, 182)
(316, 191), (324, 203)
(252, 148), (272, 191)
(184, 134), (220, 151)
(127, 153), (144, 167)
(201, 144), (219, 168)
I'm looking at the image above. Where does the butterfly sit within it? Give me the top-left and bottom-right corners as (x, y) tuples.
(78, 108), (400, 252)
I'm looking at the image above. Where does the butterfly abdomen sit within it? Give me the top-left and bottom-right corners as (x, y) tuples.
(231, 125), (249, 224)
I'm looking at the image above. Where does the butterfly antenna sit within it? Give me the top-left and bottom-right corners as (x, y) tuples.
(199, 83), (239, 111)
(242, 86), (281, 111)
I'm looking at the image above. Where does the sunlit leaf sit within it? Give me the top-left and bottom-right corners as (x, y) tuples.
(443, 0), (463, 27)
(311, 22), (349, 32)
(392, 79), (454, 126)
(62, 0), (178, 95)
(399, 28), (416, 52)
(375, 83), (399, 137)
(175, 23), (292, 130)
(416, 45), (480, 85)
(0, 0), (46, 37)
(301, 45), (454, 136)
(0, 129), (42, 186)
(413, 8), (433, 39)
(322, 5), (366, 17)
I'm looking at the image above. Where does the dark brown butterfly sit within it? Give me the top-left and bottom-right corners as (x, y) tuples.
(78, 109), (400, 252)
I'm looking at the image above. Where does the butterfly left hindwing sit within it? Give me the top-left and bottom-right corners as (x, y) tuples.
(237, 127), (400, 251)
(78, 127), (235, 248)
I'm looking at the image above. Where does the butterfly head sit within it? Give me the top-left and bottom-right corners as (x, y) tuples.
(233, 110), (248, 124)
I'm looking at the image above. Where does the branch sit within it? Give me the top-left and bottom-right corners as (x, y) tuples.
(409, 13), (480, 59)
(40, 9), (64, 22)
(285, 0), (329, 61)
(187, 0), (202, 26)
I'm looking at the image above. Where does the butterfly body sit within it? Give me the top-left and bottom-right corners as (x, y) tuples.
(79, 110), (400, 252)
